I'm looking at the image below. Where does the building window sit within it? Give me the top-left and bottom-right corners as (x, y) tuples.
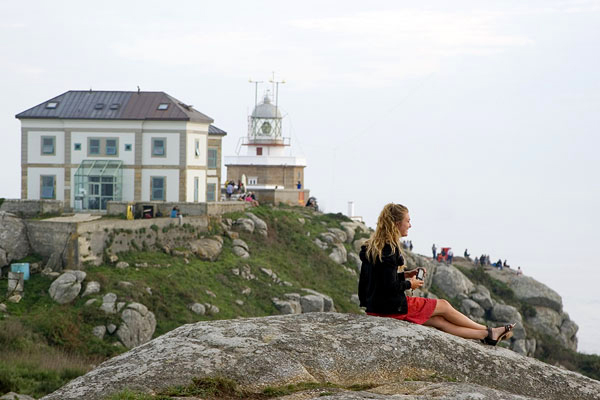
(206, 183), (216, 202)
(94, 103), (105, 110)
(207, 148), (218, 168)
(106, 139), (117, 155)
(45, 102), (59, 109)
(152, 138), (166, 157)
(157, 103), (169, 110)
(89, 139), (100, 155)
(125, 144), (132, 151)
(194, 177), (199, 202)
(110, 103), (120, 110)
(256, 147), (262, 156)
(41, 136), (55, 155)
(74, 143), (81, 151)
(194, 139), (200, 157)
(248, 177), (258, 185)
(151, 176), (165, 201)
(88, 138), (119, 156)
(40, 175), (56, 199)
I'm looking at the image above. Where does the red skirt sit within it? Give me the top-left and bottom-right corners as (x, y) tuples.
(367, 296), (437, 325)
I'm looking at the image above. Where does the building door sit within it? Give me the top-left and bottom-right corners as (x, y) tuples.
(194, 177), (199, 202)
(87, 176), (115, 210)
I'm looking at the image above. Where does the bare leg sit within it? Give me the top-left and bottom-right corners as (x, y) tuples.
(424, 315), (508, 341)
(430, 299), (486, 331)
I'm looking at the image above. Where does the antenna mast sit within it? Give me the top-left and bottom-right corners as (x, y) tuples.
(269, 72), (285, 117)
(248, 79), (263, 108)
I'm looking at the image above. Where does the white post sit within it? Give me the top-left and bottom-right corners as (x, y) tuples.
(348, 201), (355, 218)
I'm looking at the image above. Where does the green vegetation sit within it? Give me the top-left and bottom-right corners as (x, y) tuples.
(107, 377), (374, 400)
(534, 333), (600, 381)
(0, 205), (363, 398)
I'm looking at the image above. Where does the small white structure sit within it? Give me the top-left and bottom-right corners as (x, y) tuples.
(16, 91), (226, 210)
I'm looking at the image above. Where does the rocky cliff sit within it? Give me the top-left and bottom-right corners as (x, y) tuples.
(41, 313), (599, 400)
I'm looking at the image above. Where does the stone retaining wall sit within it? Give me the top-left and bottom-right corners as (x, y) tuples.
(107, 201), (248, 217)
(0, 199), (64, 218)
(24, 220), (78, 267)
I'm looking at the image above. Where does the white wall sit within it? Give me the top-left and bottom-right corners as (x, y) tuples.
(121, 168), (135, 202)
(71, 132), (136, 165)
(187, 132), (207, 167)
(186, 169), (206, 202)
(142, 132), (180, 166)
(27, 167), (64, 200)
(141, 169), (180, 202)
(27, 131), (65, 164)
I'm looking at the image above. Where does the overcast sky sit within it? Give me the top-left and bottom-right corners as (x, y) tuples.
(1, 0), (599, 353)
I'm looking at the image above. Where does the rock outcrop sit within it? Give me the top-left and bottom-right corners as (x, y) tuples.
(48, 270), (86, 304)
(115, 302), (157, 349)
(40, 313), (600, 400)
(0, 211), (31, 267)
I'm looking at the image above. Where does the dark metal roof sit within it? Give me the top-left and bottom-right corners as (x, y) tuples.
(16, 90), (214, 123)
(208, 125), (227, 136)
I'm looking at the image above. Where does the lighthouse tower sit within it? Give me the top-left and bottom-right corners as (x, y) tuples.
(224, 90), (308, 205)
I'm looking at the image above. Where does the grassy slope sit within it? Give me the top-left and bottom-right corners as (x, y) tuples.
(0, 205), (365, 398)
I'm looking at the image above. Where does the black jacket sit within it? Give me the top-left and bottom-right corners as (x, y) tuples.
(358, 244), (412, 314)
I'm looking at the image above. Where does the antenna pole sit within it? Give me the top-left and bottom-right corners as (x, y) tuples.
(269, 73), (286, 126)
(248, 79), (263, 108)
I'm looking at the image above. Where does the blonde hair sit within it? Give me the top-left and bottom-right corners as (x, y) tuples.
(365, 203), (408, 264)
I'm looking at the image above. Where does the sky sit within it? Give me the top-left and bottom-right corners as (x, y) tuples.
(1, 0), (599, 353)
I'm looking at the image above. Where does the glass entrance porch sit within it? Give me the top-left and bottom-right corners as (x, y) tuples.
(74, 160), (123, 210)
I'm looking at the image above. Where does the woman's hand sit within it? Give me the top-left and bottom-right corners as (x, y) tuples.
(408, 276), (424, 290)
(405, 268), (427, 279)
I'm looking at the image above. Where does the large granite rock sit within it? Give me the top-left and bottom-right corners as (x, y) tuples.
(488, 272), (563, 313)
(40, 313), (600, 400)
(245, 212), (268, 236)
(188, 238), (222, 261)
(0, 211), (30, 266)
(115, 302), (156, 349)
(48, 270), (86, 304)
(233, 217), (254, 234)
(432, 264), (475, 298)
(329, 243), (347, 264)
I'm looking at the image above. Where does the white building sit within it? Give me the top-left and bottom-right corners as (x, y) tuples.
(16, 90), (226, 210)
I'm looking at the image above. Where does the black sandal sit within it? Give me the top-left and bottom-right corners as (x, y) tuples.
(481, 323), (516, 346)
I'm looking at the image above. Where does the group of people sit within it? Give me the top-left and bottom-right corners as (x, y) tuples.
(402, 240), (414, 251)
(358, 203), (516, 347)
(239, 191), (259, 207)
(225, 180), (245, 199)
(473, 255), (523, 276)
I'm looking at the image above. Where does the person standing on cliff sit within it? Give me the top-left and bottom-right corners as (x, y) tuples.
(358, 203), (515, 345)
(432, 243), (437, 260)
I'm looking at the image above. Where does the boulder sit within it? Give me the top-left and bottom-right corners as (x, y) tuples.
(188, 238), (222, 261)
(107, 324), (117, 334)
(40, 313), (600, 400)
(527, 306), (562, 338)
(300, 294), (325, 313)
(82, 281), (101, 297)
(48, 270), (86, 304)
(560, 316), (579, 351)
(189, 303), (206, 315)
(116, 302), (156, 348)
(432, 264), (475, 298)
(100, 293), (118, 314)
(340, 222), (356, 243)
(506, 275), (563, 313)
(327, 228), (347, 243)
(232, 239), (249, 251)
(347, 252), (362, 271)
(115, 261), (129, 269)
(470, 291), (493, 311)
(319, 232), (340, 245)
(460, 298), (485, 319)
(302, 288), (336, 312)
(272, 298), (302, 314)
(233, 218), (255, 234)
(245, 213), (268, 236)
(232, 246), (250, 258)
(0, 212), (31, 266)
(314, 238), (328, 250)
(329, 243), (347, 264)
(93, 325), (106, 339)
